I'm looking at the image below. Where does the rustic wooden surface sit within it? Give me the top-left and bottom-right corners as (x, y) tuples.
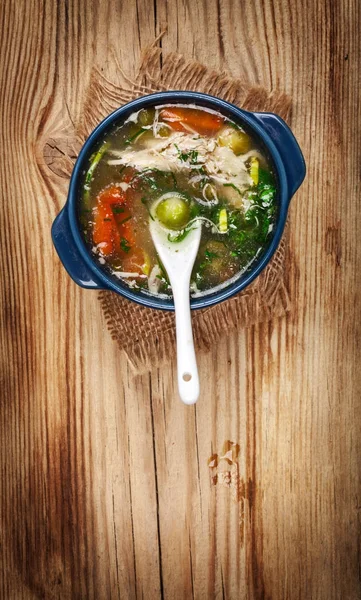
(0, 1), (360, 599)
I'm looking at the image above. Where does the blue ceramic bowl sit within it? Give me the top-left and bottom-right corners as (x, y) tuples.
(52, 91), (306, 310)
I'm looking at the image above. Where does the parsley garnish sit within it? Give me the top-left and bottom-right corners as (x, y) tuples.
(198, 249), (219, 274)
(141, 197), (155, 220)
(120, 237), (131, 253)
(125, 128), (146, 144)
(223, 183), (242, 196)
(167, 225), (195, 243)
(174, 145), (199, 164)
(205, 250), (218, 260)
(117, 215), (132, 226)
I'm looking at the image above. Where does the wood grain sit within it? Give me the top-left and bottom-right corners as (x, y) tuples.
(0, 0), (360, 599)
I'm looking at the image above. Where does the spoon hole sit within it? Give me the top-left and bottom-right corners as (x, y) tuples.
(183, 373), (192, 382)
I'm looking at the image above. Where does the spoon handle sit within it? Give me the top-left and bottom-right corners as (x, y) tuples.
(172, 282), (200, 405)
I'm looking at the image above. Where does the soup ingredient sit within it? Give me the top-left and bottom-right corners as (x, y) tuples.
(250, 157), (259, 185)
(156, 194), (190, 230)
(217, 126), (251, 155)
(84, 142), (110, 206)
(218, 208), (228, 232)
(93, 186), (126, 255)
(138, 108), (155, 126)
(160, 106), (224, 135)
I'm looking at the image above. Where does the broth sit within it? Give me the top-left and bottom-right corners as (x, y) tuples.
(78, 104), (277, 297)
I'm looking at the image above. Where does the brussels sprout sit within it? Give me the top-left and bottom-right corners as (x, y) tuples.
(157, 124), (171, 137)
(138, 108), (155, 126)
(217, 126), (251, 155)
(156, 195), (190, 230)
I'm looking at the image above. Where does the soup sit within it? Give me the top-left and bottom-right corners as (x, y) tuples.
(78, 104), (277, 297)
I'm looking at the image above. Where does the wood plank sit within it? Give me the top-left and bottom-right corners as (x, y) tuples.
(0, 0), (360, 598)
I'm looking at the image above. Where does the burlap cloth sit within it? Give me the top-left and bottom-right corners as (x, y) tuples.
(45, 48), (292, 373)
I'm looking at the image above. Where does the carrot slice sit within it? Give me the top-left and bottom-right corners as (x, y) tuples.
(119, 220), (135, 246)
(93, 202), (119, 256)
(98, 185), (126, 206)
(160, 107), (224, 135)
(93, 185), (129, 255)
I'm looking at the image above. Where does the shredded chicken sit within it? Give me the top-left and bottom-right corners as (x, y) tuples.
(108, 132), (211, 171)
(108, 131), (252, 204)
(148, 264), (162, 294)
(207, 146), (252, 189)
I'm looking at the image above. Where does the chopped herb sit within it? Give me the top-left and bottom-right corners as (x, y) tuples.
(85, 143), (109, 185)
(223, 183), (242, 196)
(120, 237), (131, 253)
(141, 197), (155, 220)
(141, 175), (159, 191)
(259, 185), (276, 205)
(167, 225), (195, 243)
(117, 215), (132, 226)
(135, 167), (163, 177)
(190, 202), (201, 219)
(83, 142), (109, 207)
(197, 247), (221, 276)
(134, 280), (148, 290)
(193, 165), (207, 176)
(174, 145), (199, 164)
(125, 128), (146, 144)
(258, 168), (274, 186)
(175, 144), (191, 162)
(112, 206), (125, 214)
(157, 259), (170, 285)
(205, 250), (218, 260)
(103, 218), (112, 222)
(188, 150), (199, 164)
(131, 169), (178, 197)
(227, 121), (242, 131)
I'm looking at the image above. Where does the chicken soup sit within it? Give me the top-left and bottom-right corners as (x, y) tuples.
(78, 104), (277, 297)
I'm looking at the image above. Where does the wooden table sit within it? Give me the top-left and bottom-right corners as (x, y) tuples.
(1, 1), (360, 598)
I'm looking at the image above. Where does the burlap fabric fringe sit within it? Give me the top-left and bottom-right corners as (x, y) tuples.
(46, 48), (292, 374)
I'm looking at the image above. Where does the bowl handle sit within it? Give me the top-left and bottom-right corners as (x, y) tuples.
(251, 112), (306, 199)
(52, 207), (106, 289)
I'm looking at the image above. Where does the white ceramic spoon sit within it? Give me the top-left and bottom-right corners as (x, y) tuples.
(149, 214), (201, 405)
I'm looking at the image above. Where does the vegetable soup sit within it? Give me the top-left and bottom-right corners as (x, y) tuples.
(78, 104), (277, 297)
